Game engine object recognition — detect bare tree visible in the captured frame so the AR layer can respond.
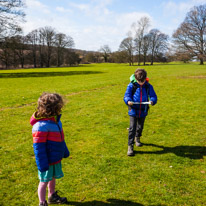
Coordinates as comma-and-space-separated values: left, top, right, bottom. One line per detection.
55, 33, 74, 67
173, 4, 206, 65
65, 50, 80, 66
26, 29, 39, 68
39, 26, 56, 67
119, 37, 134, 66
0, 0, 25, 39
26, 28, 76, 68
149, 29, 168, 65
0, 37, 13, 68
141, 34, 150, 65
132, 17, 150, 65
38, 30, 46, 67
27, 28, 45, 67
110, 51, 128, 63
99, 45, 111, 62
83, 52, 102, 63
175, 50, 193, 63
10, 34, 27, 68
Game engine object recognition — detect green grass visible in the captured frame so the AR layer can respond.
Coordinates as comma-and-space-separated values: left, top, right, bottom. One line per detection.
0, 63, 206, 206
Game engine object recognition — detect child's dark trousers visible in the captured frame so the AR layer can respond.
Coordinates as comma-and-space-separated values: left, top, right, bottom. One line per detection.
128, 116, 146, 146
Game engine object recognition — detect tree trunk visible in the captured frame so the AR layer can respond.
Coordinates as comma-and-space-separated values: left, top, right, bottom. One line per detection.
200, 58, 204, 65
39, 46, 44, 67
138, 51, 141, 66
47, 49, 50, 67
21, 58, 24, 68
33, 55, 36, 68
143, 53, 146, 65
47, 59, 50, 67
131, 55, 134, 66
104, 56, 107, 62
57, 55, 60, 67
5, 61, 8, 69
150, 51, 154, 65
32, 49, 37, 68
151, 55, 154, 65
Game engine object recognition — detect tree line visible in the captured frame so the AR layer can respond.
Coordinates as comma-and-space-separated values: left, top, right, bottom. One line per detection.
0, 26, 79, 69
118, 17, 168, 66
0, 1, 206, 69
0, 0, 80, 69
82, 4, 206, 65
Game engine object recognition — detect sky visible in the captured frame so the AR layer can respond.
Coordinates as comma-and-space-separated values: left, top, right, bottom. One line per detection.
21, 0, 206, 51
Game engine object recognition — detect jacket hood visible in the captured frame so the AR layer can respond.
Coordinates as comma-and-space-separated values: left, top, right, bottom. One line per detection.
130, 74, 149, 84
30, 112, 61, 126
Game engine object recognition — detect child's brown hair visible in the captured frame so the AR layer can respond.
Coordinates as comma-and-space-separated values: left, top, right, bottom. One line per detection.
134, 69, 147, 82
36, 92, 64, 118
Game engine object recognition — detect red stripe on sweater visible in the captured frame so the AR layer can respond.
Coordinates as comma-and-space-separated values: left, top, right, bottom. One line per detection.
139, 86, 142, 117
33, 137, 47, 143
47, 135, 62, 142
33, 131, 64, 143
33, 131, 47, 143
33, 131, 47, 137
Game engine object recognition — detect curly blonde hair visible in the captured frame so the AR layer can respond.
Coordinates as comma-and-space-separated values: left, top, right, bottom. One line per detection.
36, 92, 64, 118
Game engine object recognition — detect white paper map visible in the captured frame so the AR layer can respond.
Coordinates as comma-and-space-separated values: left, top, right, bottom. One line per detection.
132, 102, 151, 105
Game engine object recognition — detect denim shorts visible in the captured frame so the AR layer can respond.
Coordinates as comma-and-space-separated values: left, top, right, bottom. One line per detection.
38, 162, 64, 182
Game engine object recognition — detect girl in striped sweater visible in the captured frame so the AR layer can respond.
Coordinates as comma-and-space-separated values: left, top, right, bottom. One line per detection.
30, 93, 70, 206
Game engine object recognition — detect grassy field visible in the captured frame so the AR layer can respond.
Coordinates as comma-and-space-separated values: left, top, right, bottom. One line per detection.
0, 63, 206, 206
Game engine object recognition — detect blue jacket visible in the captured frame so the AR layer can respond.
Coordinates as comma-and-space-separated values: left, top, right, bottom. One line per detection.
30, 114, 70, 172
124, 80, 157, 117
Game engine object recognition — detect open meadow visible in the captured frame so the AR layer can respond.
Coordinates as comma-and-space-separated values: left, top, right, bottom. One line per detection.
0, 63, 206, 206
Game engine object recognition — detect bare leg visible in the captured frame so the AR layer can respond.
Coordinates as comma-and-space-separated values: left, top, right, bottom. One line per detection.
38, 181, 48, 203
48, 178, 56, 197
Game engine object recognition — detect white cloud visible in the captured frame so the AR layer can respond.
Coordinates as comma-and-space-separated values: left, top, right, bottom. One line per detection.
69, 3, 90, 12
21, 0, 155, 51
160, 0, 206, 36
162, 1, 191, 16
116, 12, 152, 31
63, 0, 152, 50
69, 0, 113, 19
92, 0, 113, 6
24, 0, 206, 51
191, 0, 206, 4
72, 11, 153, 51
56, 7, 72, 13
160, 1, 190, 35
22, 1, 152, 51
162, 0, 206, 16
26, 0, 50, 14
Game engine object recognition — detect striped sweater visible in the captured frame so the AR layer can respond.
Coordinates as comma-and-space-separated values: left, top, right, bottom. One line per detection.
30, 113, 70, 172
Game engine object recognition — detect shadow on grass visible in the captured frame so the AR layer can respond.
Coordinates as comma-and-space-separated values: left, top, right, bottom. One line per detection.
0, 71, 104, 78
135, 143, 206, 159
65, 199, 165, 206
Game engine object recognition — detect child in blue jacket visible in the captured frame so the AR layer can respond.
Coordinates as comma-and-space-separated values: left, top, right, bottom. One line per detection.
30, 92, 70, 206
124, 69, 157, 156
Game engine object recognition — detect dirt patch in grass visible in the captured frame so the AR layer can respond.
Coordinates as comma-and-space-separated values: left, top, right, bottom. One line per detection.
179, 75, 206, 79
0, 84, 118, 111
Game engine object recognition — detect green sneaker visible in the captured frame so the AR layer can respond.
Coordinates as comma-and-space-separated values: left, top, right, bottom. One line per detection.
48, 191, 67, 204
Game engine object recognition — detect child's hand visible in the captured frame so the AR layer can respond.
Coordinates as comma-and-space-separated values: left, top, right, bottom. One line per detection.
128, 101, 133, 106
150, 101, 154, 105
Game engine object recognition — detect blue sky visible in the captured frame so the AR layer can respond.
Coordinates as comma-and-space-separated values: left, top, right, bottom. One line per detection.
22, 0, 206, 51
